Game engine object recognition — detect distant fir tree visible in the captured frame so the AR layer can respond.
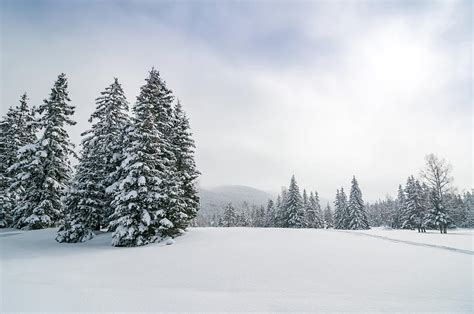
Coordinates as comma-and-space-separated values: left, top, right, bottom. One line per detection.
108, 78, 164, 246
306, 191, 324, 228
393, 184, 406, 228
170, 100, 200, 229
400, 176, 416, 230
464, 191, 474, 227
222, 203, 237, 227
339, 188, 350, 229
275, 188, 287, 228
334, 188, 349, 229
285, 175, 305, 228
323, 203, 333, 228
333, 190, 343, 229
347, 176, 369, 230
410, 178, 428, 232
264, 199, 276, 227
0, 94, 37, 227
57, 79, 130, 242
446, 193, 466, 228
11, 74, 76, 229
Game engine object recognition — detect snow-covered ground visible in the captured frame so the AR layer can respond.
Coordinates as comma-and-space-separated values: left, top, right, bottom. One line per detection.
1, 227, 472, 312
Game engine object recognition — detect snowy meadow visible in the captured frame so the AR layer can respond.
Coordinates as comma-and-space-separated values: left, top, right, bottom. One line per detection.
1, 227, 472, 312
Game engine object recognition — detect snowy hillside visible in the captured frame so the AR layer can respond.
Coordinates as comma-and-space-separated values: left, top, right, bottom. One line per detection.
1, 227, 472, 312
199, 185, 274, 214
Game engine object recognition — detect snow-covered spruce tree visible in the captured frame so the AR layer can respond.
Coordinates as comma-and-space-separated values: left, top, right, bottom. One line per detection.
334, 187, 349, 229
410, 178, 428, 232
306, 191, 324, 228
57, 78, 130, 243
323, 203, 333, 228
464, 190, 474, 227
170, 100, 200, 229
274, 188, 287, 228
11, 75, 76, 229
400, 176, 416, 230
265, 199, 276, 227
108, 95, 163, 247
0, 107, 17, 227
393, 184, 406, 229
347, 176, 369, 230
222, 202, 237, 227
339, 188, 350, 229
140, 68, 185, 238
0, 95, 37, 227
313, 191, 324, 227
333, 190, 343, 229
285, 175, 305, 228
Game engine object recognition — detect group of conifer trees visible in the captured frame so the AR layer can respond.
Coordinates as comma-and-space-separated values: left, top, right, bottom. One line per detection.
365, 154, 473, 233
0, 69, 200, 246
213, 175, 367, 230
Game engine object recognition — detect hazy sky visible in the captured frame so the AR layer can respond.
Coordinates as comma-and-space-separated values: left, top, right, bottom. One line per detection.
1, 0, 472, 201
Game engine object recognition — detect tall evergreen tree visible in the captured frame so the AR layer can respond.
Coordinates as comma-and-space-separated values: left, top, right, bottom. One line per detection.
393, 184, 406, 228
347, 176, 369, 230
400, 176, 416, 229
333, 189, 343, 229
306, 191, 324, 228
170, 100, 200, 230
11, 74, 76, 229
57, 79, 130, 242
323, 203, 333, 228
285, 175, 305, 228
222, 202, 237, 227
0, 94, 37, 227
108, 82, 163, 246
265, 199, 276, 227
0, 107, 17, 227
141, 68, 185, 238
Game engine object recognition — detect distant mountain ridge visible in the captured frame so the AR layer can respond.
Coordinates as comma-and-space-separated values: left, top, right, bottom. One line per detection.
198, 185, 331, 216
199, 185, 273, 215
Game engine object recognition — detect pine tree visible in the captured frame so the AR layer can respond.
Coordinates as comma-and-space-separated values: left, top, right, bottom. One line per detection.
347, 176, 369, 230
306, 191, 323, 228
142, 68, 184, 238
57, 78, 130, 242
285, 175, 305, 228
11, 74, 76, 229
0, 107, 17, 227
170, 100, 200, 230
339, 188, 350, 229
265, 199, 276, 227
0, 94, 37, 227
222, 202, 237, 227
393, 184, 406, 228
333, 189, 343, 229
108, 81, 163, 246
400, 176, 416, 229
323, 203, 333, 228
411, 178, 428, 232
464, 190, 474, 227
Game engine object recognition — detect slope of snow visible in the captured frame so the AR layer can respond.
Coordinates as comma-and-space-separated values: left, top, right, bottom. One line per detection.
1, 227, 472, 312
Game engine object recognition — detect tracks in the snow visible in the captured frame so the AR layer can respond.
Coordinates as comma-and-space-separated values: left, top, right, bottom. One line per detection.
341, 230, 474, 255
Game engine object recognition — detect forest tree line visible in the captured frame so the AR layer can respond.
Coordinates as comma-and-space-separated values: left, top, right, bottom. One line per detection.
201, 155, 473, 233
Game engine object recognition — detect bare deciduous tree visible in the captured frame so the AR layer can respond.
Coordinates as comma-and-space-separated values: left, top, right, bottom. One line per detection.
420, 154, 453, 233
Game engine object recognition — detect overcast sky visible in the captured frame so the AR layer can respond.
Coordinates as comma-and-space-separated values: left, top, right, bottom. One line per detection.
1, 0, 472, 201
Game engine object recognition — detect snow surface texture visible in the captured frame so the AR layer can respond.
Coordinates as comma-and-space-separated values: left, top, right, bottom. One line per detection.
1, 227, 472, 312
